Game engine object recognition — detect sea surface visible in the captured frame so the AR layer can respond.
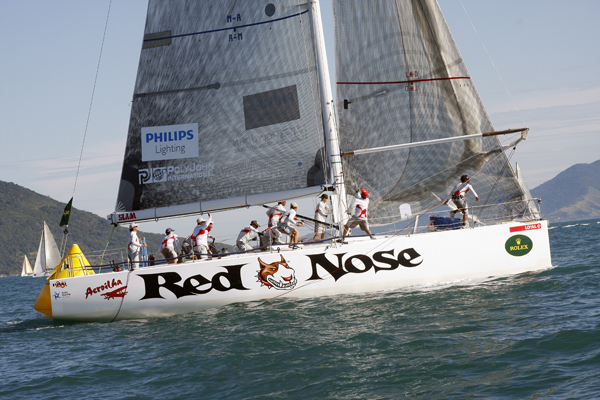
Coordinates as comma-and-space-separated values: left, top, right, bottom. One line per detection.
1, 219, 599, 399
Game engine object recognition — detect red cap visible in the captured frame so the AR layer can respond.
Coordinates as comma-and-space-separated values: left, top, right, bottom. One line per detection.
361, 189, 369, 198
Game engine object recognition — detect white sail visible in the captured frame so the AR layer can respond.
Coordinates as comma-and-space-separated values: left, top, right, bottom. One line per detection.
334, 0, 532, 226
109, 1, 332, 224
21, 255, 33, 277
32, 222, 61, 277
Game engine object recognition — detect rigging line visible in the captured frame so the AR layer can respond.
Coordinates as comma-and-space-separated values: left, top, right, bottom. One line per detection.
71, 0, 112, 199
379, 150, 398, 234
458, 0, 527, 127
475, 146, 519, 220
100, 224, 117, 265
110, 269, 132, 323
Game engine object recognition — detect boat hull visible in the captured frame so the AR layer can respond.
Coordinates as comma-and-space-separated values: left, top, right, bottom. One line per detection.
47, 221, 551, 322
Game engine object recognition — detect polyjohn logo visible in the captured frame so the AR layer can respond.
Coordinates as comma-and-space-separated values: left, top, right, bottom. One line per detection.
505, 235, 533, 257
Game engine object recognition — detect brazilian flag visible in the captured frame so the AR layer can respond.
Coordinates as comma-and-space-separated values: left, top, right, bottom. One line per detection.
60, 197, 73, 227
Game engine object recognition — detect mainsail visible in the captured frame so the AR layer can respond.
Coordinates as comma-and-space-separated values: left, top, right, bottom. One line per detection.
113, 1, 329, 222
32, 222, 61, 277
334, 0, 531, 226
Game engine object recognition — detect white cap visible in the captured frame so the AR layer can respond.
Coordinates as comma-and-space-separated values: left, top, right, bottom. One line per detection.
129, 223, 138, 230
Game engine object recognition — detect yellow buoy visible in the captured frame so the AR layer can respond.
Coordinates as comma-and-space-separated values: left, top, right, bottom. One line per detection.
34, 244, 96, 318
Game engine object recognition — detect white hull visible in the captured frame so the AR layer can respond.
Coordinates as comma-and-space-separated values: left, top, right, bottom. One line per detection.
49, 221, 551, 322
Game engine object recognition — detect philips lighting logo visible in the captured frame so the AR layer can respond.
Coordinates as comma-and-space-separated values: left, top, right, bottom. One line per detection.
141, 123, 199, 162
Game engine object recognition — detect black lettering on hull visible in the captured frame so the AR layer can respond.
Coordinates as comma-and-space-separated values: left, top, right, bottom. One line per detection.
139, 265, 249, 300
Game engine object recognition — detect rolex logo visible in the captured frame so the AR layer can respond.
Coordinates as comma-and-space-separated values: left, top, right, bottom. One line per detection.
505, 235, 533, 257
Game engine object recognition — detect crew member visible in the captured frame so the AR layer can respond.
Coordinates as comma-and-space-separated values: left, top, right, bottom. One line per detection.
278, 202, 303, 245
237, 220, 260, 251
444, 174, 480, 227
127, 223, 146, 269
191, 212, 215, 260
312, 193, 329, 241
344, 189, 374, 238
266, 201, 287, 227
160, 228, 180, 264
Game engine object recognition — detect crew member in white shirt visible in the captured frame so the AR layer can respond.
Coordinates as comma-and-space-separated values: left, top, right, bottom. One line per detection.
278, 202, 303, 245
344, 189, 373, 238
127, 223, 146, 268
266, 201, 287, 227
444, 174, 479, 226
237, 220, 260, 251
191, 212, 215, 260
312, 193, 329, 241
160, 228, 180, 264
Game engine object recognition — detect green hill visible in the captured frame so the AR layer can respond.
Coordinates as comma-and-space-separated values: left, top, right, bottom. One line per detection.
531, 159, 600, 222
0, 181, 164, 277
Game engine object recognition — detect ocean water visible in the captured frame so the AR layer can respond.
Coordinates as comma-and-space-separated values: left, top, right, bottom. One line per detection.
1, 219, 599, 399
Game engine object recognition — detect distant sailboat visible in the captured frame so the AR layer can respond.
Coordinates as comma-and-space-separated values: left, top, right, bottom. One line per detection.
21, 255, 33, 277
32, 222, 61, 277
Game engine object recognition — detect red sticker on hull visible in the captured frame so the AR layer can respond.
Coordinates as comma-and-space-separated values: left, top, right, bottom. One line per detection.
510, 223, 542, 233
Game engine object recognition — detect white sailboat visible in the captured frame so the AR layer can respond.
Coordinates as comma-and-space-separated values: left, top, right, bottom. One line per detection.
32, 221, 62, 277
21, 255, 33, 277
36, 0, 552, 322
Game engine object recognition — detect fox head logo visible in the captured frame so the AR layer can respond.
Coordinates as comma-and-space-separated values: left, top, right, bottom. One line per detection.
257, 255, 297, 290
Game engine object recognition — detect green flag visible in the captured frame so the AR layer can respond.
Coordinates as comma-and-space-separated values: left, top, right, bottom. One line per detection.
60, 197, 73, 227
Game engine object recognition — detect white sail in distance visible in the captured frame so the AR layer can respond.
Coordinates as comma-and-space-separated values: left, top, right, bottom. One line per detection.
32, 222, 61, 277
21, 255, 33, 277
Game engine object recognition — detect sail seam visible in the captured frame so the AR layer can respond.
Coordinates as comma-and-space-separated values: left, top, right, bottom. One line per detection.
133, 67, 316, 99
143, 10, 309, 43
337, 76, 470, 85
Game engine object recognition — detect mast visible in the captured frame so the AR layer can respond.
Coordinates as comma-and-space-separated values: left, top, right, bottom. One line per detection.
307, 0, 347, 228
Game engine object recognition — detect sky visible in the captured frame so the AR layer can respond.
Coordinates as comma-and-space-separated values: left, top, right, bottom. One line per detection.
1, 0, 599, 244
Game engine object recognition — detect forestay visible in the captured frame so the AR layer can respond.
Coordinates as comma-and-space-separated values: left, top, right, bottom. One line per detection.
334, 0, 532, 226
112, 1, 328, 223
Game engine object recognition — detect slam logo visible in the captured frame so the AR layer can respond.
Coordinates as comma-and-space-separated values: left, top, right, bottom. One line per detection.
141, 123, 199, 162
505, 235, 533, 257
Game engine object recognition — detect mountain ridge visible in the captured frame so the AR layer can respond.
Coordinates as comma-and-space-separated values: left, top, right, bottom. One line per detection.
530, 159, 600, 221
0, 181, 165, 277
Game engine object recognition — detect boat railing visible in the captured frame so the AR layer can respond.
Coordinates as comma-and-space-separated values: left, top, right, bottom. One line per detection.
58, 198, 546, 276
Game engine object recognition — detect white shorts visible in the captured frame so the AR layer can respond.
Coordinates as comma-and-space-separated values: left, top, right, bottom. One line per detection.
161, 247, 177, 260
278, 224, 296, 236
314, 221, 327, 234
237, 240, 252, 251
193, 244, 210, 259
346, 217, 369, 231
